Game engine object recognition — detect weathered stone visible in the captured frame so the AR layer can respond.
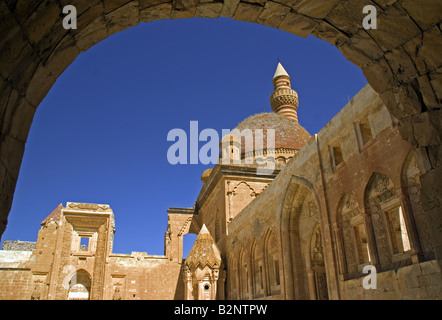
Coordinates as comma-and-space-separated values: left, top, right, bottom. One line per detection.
379, 84, 423, 119
257, 1, 291, 28
416, 74, 440, 110
385, 48, 419, 84
325, 0, 371, 36
338, 29, 383, 68
362, 58, 399, 94
429, 70, 442, 103
0, 28, 31, 80
59, 0, 102, 17
140, 3, 172, 22
196, 2, 223, 19
0, 135, 25, 180
400, 0, 442, 30
411, 112, 441, 147
74, 16, 109, 52
139, 0, 171, 10
105, 1, 140, 36
171, 0, 198, 19
366, 4, 421, 52
44, 33, 80, 79
103, 0, 134, 14
278, 12, 318, 38
5, 99, 35, 143
232, 2, 264, 23
311, 20, 348, 47
22, 0, 61, 45
292, 0, 340, 19
219, 0, 240, 18
72, 1, 106, 32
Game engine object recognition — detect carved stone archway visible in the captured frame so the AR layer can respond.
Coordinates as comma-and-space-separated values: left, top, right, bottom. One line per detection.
0, 1, 441, 267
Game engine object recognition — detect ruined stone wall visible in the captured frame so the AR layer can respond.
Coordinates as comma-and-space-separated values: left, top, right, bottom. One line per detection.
104, 253, 183, 300
2, 240, 36, 251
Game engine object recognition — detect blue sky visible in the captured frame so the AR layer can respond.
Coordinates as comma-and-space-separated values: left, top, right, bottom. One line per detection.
1, 17, 367, 256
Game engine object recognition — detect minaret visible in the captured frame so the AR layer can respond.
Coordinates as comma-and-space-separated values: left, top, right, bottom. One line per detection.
269, 62, 300, 122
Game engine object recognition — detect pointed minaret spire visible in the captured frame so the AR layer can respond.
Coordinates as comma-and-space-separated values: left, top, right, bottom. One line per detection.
270, 62, 300, 122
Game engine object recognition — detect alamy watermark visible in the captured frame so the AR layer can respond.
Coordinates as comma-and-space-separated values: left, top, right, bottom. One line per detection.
62, 4, 378, 31
166, 121, 276, 176
363, 5, 377, 30
362, 265, 377, 290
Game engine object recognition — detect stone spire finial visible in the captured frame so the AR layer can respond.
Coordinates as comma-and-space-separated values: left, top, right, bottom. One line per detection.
270, 62, 300, 122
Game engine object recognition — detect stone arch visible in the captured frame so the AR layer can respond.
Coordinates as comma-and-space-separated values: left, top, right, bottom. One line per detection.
0, 0, 441, 272
280, 175, 324, 300
364, 172, 412, 270
67, 269, 91, 300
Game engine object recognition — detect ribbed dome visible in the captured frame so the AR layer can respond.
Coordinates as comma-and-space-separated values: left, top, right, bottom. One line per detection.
234, 112, 311, 152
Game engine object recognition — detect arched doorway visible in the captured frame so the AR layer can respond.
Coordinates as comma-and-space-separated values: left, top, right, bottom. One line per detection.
67, 269, 91, 300
280, 175, 332, 300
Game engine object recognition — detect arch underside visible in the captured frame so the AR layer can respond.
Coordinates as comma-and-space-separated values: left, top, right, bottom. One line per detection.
0, 1, 441, 282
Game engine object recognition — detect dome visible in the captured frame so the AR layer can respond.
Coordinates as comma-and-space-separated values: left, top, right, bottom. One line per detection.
234, 112, 311, 153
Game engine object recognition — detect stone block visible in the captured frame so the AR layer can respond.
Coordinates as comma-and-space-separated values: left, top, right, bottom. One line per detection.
232, 2, 264, 23
171, 0, 198, 19
74, 16, 109, 53
103, 0, 134, 14
311, 20, 348, 47
139, 0, 171, 10
195, 2, 222, 18
416, 74, 440, 110
73, 1, 106, 31
385, 48, 419, 84
396, 264, 421, 290
400, 0, 442, 31
140, 3, 172, 22
59, 0, 102, 17
429, 67, 442, 102
325, 0, 370, 36
220, 0, 240, 18
278, 12, 318, 38
257, 1, 290, 28
105, 1, 140, 36
339, 29, 384, 69
0, 135, 25, 180
44, 33, 80, 79
292, 0, 340, 19
0, 28, 31, 80
5, 98, 36, 143
362, 58, 399, 94
22, 0, 61, 45
411, 112, 441, 147
366, 5, 421, 52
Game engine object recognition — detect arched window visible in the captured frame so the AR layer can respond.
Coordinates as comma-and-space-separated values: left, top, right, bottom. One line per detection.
239, 248, 249, 299
251, 240, 265, 299
365, 172, 411, 269
182, 233, 197, 259
402, 152, 434, 261
337, 193, 371, 278
264, 230, 280, 296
